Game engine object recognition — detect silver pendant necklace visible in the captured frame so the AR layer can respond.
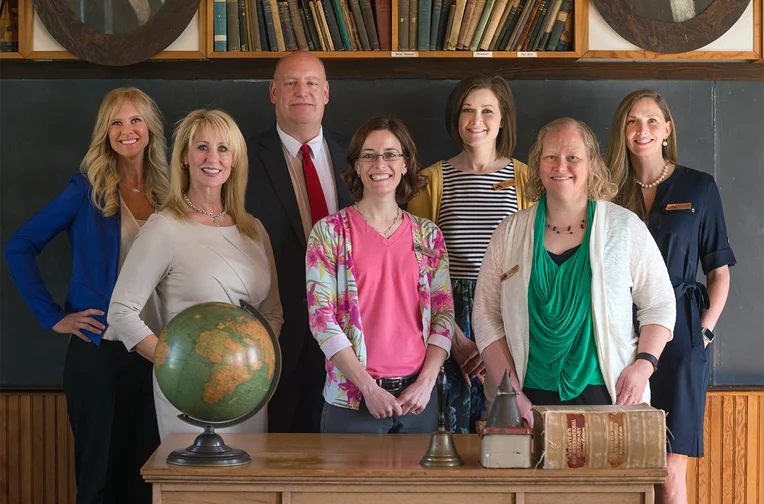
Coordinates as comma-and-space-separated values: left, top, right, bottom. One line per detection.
184, 193, 226, 226
353, 203, 402, 238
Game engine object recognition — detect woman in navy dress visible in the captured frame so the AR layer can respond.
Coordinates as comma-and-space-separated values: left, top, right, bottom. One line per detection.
605, 89, 735, 504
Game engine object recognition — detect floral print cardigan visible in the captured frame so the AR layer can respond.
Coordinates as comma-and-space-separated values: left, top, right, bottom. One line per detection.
306, 208, 455, 410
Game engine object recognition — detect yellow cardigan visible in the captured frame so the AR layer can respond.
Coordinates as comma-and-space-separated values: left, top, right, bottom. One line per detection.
408, 159, 531, 224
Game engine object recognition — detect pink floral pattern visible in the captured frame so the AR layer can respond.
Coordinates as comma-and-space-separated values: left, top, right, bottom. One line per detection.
306, 209, 455, 410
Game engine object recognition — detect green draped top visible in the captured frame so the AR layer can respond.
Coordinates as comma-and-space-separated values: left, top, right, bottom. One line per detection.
524, 196, 605, 401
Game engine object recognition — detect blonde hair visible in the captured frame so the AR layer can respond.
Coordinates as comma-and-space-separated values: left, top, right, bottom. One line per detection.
525, 117, 618, 203
604, 89, 678, 220
164, 109, 258, 240
81, 87, 169, 217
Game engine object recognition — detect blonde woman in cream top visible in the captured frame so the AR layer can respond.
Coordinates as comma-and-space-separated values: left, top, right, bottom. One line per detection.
108, 108, 283, 440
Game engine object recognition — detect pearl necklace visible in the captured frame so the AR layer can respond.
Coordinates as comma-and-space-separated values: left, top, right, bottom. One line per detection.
353, 203, 402, 238
183, 193, 226, 226
634, 163, 669, 189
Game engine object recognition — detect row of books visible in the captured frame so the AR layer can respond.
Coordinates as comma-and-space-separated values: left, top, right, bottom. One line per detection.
398, 0, 574, 52
213, 0, 392, 51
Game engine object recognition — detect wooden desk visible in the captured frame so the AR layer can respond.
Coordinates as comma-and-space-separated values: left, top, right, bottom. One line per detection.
143, 434, 666, 504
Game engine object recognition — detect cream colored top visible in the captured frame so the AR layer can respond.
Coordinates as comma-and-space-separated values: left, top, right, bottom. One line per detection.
276, 123, 338, 238
473, 201, 676, 406
101, 197, 160, 341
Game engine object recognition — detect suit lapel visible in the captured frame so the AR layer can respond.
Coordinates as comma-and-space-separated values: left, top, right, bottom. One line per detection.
325, 132, 353, 210
258, 128, 307, 247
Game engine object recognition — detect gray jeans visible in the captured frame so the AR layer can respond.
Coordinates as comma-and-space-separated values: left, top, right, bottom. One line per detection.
321, 386, 438, 433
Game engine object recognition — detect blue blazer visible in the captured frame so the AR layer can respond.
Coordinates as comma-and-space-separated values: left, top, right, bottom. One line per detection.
4, 174, 120, 346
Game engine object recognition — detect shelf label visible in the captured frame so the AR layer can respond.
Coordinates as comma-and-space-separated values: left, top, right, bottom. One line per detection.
391, 51, 419, 58
473, 51, 493, 58
517, 51, 538, 58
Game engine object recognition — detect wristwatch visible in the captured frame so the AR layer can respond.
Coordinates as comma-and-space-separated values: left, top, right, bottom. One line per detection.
702, 327, 715, 344
636, 352, 659, 373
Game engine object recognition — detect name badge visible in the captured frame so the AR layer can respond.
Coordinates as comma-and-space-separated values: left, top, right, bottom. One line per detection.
501, 265, 519, 282
493, 179, 515, 191
665, 202, 694, 212
414, 244, 436, 258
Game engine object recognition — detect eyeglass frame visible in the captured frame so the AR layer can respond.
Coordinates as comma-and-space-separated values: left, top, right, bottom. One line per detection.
356, 151, 407, 163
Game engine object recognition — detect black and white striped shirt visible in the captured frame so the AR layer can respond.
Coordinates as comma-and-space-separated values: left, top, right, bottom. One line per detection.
439, 160, 519, 280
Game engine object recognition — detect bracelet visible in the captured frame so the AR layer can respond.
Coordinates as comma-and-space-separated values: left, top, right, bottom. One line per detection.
636, 352, 659, 373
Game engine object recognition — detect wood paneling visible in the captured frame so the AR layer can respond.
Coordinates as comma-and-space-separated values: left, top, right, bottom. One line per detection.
686, 389, 764, 504
0, 392, 75, 504
1, 388, 762, 504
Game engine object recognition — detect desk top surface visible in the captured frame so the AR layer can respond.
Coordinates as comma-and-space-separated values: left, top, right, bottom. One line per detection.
142, 433, 666, 484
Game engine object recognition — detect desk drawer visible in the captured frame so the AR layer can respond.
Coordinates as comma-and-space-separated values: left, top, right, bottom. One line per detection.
291, 494, 514, 504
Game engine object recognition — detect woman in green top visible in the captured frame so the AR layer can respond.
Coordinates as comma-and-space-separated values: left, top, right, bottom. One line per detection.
473, 118, 677, 426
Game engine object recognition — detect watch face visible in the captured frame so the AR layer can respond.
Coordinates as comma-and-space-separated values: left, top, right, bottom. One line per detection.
703, 328, 715, 342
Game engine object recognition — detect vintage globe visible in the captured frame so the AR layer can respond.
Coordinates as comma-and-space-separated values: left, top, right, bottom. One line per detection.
154, 301, 280, 426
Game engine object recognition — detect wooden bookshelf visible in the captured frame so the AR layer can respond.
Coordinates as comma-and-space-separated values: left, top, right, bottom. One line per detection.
207, 0, 586, 59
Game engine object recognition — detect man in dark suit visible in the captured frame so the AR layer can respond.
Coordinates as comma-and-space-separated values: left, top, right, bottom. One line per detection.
246, 51, 353, 433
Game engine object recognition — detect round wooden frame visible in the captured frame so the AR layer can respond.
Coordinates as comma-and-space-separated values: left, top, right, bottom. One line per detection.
591, 0, 751, 53
33, 0, 199, 66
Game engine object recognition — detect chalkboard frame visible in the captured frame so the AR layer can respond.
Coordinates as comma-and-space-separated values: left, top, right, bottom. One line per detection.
33, 0, 199, 65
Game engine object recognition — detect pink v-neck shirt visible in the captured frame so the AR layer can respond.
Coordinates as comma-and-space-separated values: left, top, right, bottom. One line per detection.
347, 207, 425, 378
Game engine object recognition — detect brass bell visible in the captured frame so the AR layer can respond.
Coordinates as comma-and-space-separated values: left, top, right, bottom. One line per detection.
420, 367, 464, 467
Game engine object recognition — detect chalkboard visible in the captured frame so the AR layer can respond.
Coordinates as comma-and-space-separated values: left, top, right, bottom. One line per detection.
1, 79, 762, 389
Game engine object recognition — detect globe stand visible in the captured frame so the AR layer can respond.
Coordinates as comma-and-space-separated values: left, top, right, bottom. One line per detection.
167, 424, 251, 466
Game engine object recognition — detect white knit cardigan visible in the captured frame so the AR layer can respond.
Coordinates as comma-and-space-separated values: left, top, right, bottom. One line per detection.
473, 200, 676, 404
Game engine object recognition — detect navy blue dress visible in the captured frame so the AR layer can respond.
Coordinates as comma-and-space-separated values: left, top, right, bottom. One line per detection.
645, 166, 736, 457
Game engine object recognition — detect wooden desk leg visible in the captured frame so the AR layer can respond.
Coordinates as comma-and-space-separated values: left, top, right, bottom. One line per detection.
153, 483, 162, 504
282, 491, 292, 504
645, 485, 655, 504
515, 492, 524, 504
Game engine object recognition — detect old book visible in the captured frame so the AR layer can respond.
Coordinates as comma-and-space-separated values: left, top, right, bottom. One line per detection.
238, 0, 249, 50
310, 0, 329, 49
349, 0, 371, 50
398, 0, 410, 49
535, 0, 561, 50
514, 0, 540, 51
469, 0, 495, 51
246, 0, 262, 51
555, 6, 573, 51
321, 0, 345, 50
456, 0, 478, 50
504, 0, 534, 50
523, 0, 547, 51
416, 0, 431, 50
268, 0, 287, 50
494, 0, 523, 50
342, 0, 362, 50
446, 0, 468, 50
278, 1, 299, 50
443, 1, 457, 48
213, 0, 227, 51
262, 0, 278, 50
429, 0, 442, 50
226, 0, 241, 51
287, 0, 310, 49
333, 0, 353, 50
532, 405, 667, 470
409, 0, 418, 50
544, 0, 570, 50
479, 0, 508, 50
374, 0, 391, 49
360, 0, 380, 49
299, 1, 318, 50
488, 0, 519, 51
435, 0, 452, 49
257, 0, 270, 50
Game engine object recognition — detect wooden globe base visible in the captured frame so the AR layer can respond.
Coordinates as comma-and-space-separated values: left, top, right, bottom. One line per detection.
167, 426, 251, 466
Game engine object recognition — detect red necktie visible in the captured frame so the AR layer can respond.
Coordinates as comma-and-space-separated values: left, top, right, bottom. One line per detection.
301, 143, 329, 225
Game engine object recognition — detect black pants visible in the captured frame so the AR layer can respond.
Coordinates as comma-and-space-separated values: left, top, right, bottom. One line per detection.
63, 337, 159, 504
267, 333, 326, 433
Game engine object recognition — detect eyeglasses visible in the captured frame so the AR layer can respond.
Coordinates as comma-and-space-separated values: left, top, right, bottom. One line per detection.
358, 152, 405, 163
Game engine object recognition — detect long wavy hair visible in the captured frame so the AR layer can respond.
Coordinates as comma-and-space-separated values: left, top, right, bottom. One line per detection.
80, 87, 169, 217
525, 117, 618, 203
604, 89, 678, 220
163, 109, 258, 239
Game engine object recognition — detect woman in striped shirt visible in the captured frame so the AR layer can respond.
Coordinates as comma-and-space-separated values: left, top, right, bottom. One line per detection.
408, 74, 530, 434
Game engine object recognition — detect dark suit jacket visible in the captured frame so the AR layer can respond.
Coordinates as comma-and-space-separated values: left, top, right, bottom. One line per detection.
246, 126, 353, 380
4, 174, 120, 346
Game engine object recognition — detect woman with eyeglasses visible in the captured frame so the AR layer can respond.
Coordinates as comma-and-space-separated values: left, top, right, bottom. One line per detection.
306, 116, 455, 434
408, 74, 529, 434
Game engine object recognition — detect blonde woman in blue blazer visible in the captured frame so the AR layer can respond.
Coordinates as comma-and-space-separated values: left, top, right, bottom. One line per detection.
4, 87, 169, 504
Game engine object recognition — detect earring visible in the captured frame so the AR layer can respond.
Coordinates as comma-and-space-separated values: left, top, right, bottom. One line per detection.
662, 140, 668, 147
